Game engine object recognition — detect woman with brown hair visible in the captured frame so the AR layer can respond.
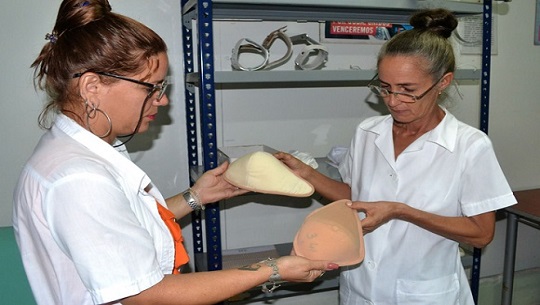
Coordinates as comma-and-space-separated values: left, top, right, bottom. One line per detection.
13, 1, 337, 304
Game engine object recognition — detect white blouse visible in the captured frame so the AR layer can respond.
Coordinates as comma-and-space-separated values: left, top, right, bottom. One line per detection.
13, 114, 175, 305
338, 108, 516, 305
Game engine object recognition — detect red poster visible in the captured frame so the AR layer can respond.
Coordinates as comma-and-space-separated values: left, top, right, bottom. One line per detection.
322, 21, 411, 44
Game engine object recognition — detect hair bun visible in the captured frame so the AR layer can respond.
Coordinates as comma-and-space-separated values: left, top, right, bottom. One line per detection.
55, 0, 112, 33
409, 8, 458, 38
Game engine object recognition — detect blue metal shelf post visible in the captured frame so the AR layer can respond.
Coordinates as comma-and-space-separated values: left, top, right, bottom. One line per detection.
471, 1, 493, 304
181, 0, 206, 269
181, 0, 223, 272
196, 0, 223, 272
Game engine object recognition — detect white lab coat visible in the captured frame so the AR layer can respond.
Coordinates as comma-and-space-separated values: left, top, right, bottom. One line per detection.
13, 114, 174, 305
338, 108, 516, 305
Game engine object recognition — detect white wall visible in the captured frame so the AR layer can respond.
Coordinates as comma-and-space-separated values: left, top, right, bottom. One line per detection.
1, 0, 539, 293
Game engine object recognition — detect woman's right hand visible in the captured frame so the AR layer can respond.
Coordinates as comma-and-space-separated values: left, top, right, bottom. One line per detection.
192, 161, 248, 205
275, 256, 338, 282
273, 152, 314, 180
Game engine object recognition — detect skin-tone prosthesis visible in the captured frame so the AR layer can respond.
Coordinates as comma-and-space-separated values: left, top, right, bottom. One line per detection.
293, 199, 365, 266
223, 151, 315, 197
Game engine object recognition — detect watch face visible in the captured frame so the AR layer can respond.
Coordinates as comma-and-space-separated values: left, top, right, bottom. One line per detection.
183, 190, 203, 211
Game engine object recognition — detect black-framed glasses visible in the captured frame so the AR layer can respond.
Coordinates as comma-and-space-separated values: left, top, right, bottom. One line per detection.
367, 73, 443, 103
73, 71, 169, 100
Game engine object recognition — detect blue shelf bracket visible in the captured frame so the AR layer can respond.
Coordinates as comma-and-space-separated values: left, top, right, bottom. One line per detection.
479, 1, 492, 135
181, 0, 205, 268
197, 0, 223, 272
471, 1, 493, 304
181, 0, 222, 272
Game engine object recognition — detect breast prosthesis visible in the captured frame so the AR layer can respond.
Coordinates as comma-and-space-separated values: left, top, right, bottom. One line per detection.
293, 199, 365, 266
223, 151, 315, 197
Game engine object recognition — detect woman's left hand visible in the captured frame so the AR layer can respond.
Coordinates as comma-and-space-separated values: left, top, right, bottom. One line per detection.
347, 200, 402, 234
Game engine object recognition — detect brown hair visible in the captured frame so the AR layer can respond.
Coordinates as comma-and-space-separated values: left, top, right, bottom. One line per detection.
377, 8, 457, 80
32, 0, 167, 128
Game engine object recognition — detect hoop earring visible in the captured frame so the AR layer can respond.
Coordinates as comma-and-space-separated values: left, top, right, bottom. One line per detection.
85, 100, 112, 138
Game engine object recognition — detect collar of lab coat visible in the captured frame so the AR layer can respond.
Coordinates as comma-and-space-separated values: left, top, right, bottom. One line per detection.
53, 113, 152, 193
360, 106, 459, 153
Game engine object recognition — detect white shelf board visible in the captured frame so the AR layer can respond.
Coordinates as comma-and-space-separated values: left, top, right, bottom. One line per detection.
186, 69, 480, 85
184, 0, 482, 23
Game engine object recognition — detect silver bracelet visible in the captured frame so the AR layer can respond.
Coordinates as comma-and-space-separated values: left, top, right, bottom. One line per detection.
182, 188, 204, 211
260, 258, 282, 293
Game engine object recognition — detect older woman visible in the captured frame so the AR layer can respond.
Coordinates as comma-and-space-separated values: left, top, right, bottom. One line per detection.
276, 8, 516, 305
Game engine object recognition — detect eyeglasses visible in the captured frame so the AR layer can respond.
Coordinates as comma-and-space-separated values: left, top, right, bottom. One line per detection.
73, 71, 169, 100
367, 73, 443, 103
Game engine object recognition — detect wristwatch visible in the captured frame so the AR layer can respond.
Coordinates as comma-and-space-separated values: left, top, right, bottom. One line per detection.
182, 189, 204, 211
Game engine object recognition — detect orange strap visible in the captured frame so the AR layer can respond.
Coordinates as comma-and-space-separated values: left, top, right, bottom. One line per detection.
156, 201, 189, 274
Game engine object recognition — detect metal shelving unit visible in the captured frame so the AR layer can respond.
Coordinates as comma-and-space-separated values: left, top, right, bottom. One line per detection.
181, 0, 488, 302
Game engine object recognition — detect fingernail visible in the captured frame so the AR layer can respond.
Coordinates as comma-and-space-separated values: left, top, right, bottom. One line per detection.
327, 263, 339, 269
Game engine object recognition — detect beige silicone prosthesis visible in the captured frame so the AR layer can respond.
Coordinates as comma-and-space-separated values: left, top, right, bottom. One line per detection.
293, 199, 364, 266
223, 151, 315, 197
